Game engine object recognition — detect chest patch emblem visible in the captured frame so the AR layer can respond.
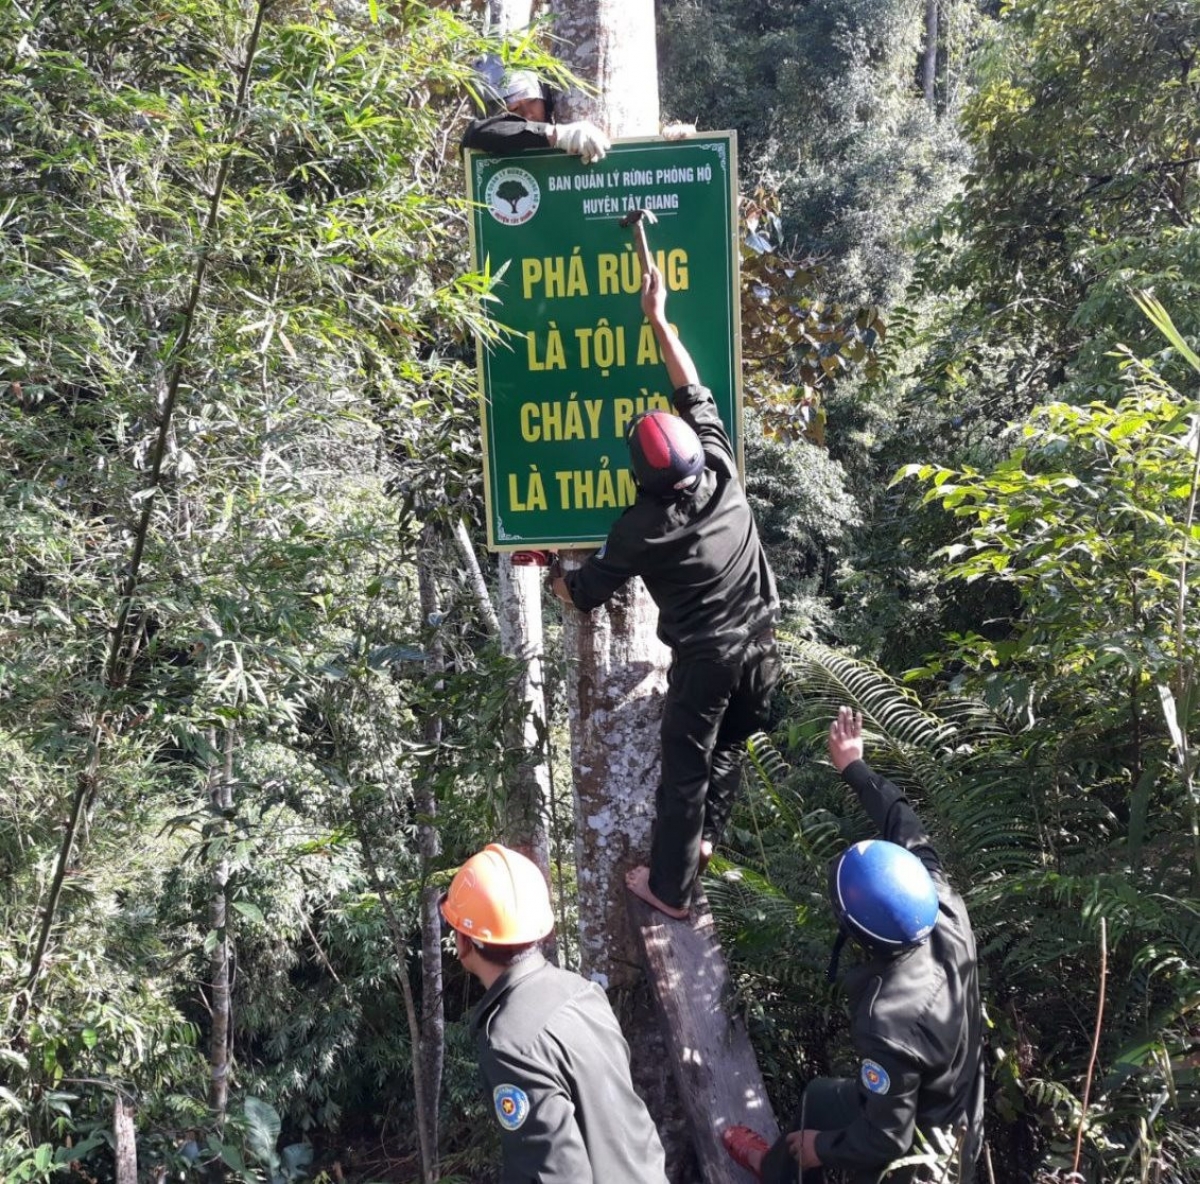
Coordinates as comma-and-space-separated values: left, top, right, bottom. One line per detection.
493, 1083, 530, 1131
861, 1060, 891, 1095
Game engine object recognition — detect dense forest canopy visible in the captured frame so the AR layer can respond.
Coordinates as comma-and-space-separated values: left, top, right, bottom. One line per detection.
1, 0, 1198, 1181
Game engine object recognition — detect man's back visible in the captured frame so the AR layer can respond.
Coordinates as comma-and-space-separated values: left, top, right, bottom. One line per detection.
831, 759, 985, 1179
844, 888, 984, 1172
471, 954, 668, 1183
566, 385, 778, 654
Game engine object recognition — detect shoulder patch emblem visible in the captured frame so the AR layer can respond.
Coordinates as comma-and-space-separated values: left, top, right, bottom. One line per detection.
861, 1059, 891, 1094
493, 1083, 530, 1131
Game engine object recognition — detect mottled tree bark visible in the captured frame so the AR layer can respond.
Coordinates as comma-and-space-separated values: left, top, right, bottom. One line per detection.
452, 518, 501, 637
498, 558, 553, 881
114, 1094, 137, 1184
548, 3, 697, 1176
486, 0, 534, 32
559, 574, 666, 975
450, 517, 555, 947
545, 0, 659, 134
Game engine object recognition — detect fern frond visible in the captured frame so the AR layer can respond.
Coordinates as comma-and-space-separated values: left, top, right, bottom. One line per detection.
787, 640, 957, 752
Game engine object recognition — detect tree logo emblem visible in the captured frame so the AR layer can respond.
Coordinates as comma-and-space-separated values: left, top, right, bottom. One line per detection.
485, 167, 541, 226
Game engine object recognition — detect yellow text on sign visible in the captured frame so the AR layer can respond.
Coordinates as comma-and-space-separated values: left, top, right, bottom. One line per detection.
507, 465, 639, 511
521, 248, 690, 300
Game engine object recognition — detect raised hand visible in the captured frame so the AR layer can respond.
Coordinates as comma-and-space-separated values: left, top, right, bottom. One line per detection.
828, 706, 865, 773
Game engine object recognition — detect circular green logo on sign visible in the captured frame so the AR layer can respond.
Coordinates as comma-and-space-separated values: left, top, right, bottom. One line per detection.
485, 167, 541, 226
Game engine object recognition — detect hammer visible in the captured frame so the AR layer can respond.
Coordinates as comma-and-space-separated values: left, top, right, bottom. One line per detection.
619, 207, 658, 277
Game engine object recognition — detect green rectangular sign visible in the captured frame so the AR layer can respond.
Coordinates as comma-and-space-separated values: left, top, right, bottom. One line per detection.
466, 132, 742, 550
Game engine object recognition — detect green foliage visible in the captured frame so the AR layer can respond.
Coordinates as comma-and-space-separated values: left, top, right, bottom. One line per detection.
239, 1095, 312, 1183
740, 185, 886, 440
899, 386, 1200, 705
0, 0, 532, 1177
744, 413, 861, 627
846, 0, 1200, 684
914, 0, 1200, 417
659, 0, 975, 303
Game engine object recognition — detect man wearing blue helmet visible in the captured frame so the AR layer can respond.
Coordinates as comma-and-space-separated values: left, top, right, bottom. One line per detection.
723, 707, 984, 1182
552, 265, 780, 920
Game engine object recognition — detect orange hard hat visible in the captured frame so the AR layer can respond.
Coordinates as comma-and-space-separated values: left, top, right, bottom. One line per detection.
440, 843, 554, 945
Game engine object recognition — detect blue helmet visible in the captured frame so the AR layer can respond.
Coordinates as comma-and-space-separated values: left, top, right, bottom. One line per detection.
829, 840, 939, 952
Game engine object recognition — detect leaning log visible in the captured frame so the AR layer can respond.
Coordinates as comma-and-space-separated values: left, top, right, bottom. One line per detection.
628, 884, 781, 1183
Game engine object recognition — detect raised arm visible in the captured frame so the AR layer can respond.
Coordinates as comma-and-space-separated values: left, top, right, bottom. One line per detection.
641, 266, 699, 390
827, 707, 943, 879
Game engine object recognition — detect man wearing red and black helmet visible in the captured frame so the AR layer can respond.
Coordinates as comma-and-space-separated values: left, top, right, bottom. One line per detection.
551, 265, 780, 920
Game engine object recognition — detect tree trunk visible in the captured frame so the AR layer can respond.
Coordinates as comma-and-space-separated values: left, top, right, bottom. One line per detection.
498, 557, 553, 879
559, 571, 696, 1179
490, 0, 558, 950
415, 540, 445, 1182
547, 3, 696, 1177
207, 727, 235, 1180
452, 518, 501, 637
558, 575, 666, 975
486, 0, 534, 33
114, 1094, 137, 1184
923, 0, 938, 110
550, 0, 660, 134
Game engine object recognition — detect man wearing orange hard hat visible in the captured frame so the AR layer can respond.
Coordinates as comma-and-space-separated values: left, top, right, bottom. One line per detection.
441, 843, 667, 1182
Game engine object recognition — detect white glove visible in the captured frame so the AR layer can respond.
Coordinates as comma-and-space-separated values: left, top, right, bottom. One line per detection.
554, 120, 610, 165
660, 122, 696, 141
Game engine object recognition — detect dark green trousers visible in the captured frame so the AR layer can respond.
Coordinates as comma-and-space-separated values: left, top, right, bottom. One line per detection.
648, 631, 779, 909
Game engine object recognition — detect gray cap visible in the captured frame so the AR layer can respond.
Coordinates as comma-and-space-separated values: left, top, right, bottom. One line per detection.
500, 69, 542, 104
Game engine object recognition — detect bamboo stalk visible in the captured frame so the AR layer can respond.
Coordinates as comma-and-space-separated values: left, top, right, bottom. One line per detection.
1072, 917, 1108, 1179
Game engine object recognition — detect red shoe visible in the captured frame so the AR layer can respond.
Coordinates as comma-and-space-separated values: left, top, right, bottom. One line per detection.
721, 1125, 769, 1179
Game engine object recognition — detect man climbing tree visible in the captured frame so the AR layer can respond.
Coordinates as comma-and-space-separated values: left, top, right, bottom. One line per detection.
552, 264, 780, 920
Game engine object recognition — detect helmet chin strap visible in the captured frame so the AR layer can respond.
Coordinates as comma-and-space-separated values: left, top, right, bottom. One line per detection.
827, 925, 850, 983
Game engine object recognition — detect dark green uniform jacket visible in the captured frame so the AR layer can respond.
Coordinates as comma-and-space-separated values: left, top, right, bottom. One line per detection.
564, 383, 778, 657
470, 953, 668, 1183
815, 761, 985, 1180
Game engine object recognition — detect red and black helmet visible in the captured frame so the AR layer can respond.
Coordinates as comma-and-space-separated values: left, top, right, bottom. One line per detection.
626, 411, 704, 496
